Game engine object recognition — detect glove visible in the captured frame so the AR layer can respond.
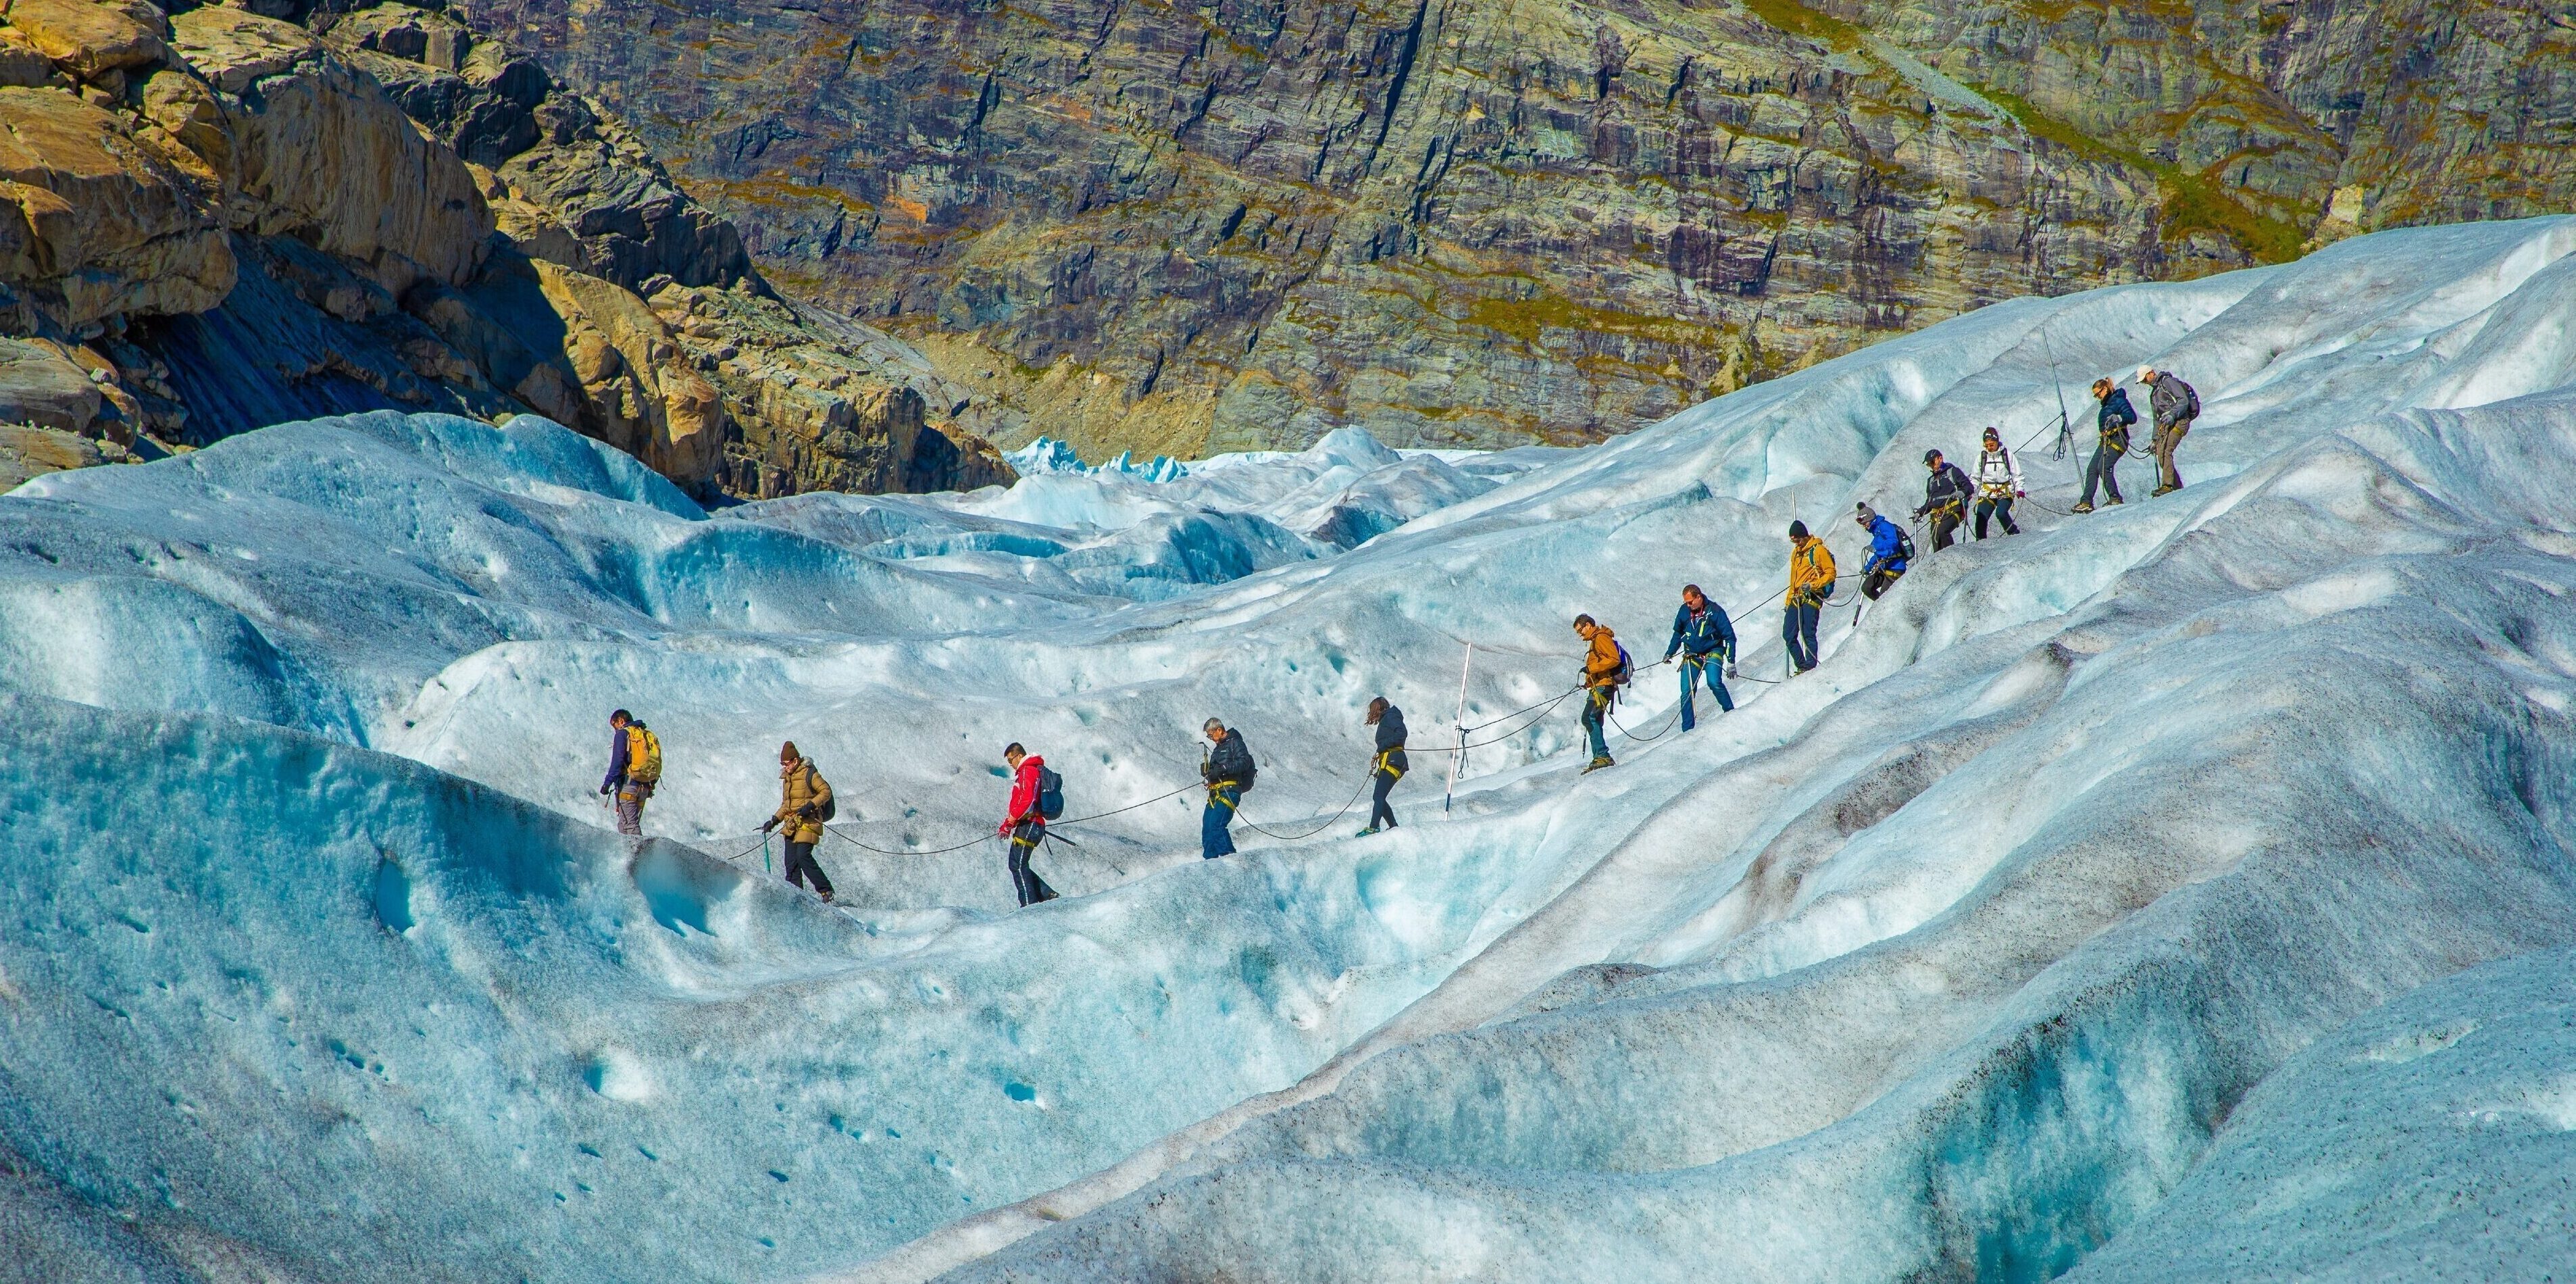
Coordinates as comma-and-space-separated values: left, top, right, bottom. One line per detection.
1725, 663, 1740, 679
599, 783, 613, 796
759, 817, 778, 835
2016, 489, 2027, 499
798, 804, 817, 820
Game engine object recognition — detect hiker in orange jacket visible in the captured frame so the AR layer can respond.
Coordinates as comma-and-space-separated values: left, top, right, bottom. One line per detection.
1573, 614, 1625, 772
1786, 521, 1836, 674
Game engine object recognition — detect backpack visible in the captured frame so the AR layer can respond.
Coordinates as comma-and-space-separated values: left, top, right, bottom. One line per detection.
1611, 642, 1634, 687
626, 725, 661, 784
807, 765, 836, 822
1036, 766, 1064, 820
2179, 379, 2201, 420
1896, 526, 1917, 564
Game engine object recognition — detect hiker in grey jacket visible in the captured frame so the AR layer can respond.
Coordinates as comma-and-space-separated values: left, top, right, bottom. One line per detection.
2140, 366, 2199, 495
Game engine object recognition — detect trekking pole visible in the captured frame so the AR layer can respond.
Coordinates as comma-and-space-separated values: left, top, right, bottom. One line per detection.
2041, 325, 2075, 463
1444, 642, 1471, 814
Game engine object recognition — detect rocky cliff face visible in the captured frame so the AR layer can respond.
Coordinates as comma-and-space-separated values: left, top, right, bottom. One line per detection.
448, 0, 2576, 458
0, 0, 1011, 497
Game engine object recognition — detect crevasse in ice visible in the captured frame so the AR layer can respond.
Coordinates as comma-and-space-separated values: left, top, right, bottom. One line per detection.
4, 218, 2575, 1283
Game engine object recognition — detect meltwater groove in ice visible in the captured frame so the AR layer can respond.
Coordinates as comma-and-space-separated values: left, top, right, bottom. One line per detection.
5, 218, 2576, 1284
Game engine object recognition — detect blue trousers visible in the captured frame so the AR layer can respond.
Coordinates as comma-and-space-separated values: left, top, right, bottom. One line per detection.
1784, 602, 1821, 672
1582, 688, 1611, 760
1202, 784, 1239, 859
1677, 655, 1732, 729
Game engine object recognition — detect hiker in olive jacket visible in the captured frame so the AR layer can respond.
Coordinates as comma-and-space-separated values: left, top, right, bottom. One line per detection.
2141, 366, 2199, 495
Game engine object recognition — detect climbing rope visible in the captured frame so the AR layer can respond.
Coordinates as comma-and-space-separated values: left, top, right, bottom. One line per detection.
1609, 699, 1684, 743
826, 824, 993, 858
1459, 682, 1587, 733
1236, 772, 1378, 842
1442, 685, 1583, 751
1052, 781, 1205, 829
811, 779, 1211, 860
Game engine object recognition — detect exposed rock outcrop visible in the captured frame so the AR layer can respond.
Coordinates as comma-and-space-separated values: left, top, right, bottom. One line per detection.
447, 0, 2576, 455
170, 5, 490, 289
0, 82, 234, 328
0, 0, 1010, 499
650, 280, 1011, 496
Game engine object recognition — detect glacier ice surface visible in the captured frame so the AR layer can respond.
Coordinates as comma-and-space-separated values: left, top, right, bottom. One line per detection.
5, 218, 2576, 1283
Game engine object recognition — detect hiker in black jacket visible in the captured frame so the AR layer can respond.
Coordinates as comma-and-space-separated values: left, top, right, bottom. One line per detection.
2075, 377, 2136, 512
1913, 449, 1974, 551
1359, 698, 1407, 836
1201, 718, 1255, 858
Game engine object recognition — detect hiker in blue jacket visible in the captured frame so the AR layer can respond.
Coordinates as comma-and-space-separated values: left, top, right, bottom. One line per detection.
1856, 502, 1910, 600
1664, 585, 1735, 731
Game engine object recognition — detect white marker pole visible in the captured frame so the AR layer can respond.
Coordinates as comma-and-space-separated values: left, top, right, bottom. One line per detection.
1444, 641, 1472, 814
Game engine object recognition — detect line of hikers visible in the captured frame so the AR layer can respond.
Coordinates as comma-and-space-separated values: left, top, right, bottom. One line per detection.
599, 701, 1416, 910
599, 573, 1770, 902
592, 366, 2204, 904
1782, 365, 2201, 676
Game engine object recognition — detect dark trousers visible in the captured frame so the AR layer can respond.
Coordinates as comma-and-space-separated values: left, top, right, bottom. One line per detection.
1581, 688, 1611, 760
1369, 766, 1400, 830
1677, 655, 1731, 730
1974, 495, 2019, 537
1202, 784, 1239, 859
1006, 822, 1055, 906
1862, 566, 1902, 600
782, 840, 833, 897
2080, 443, 2123, 506
1926, 504, 1963, 551
1784, 601, 1821, 672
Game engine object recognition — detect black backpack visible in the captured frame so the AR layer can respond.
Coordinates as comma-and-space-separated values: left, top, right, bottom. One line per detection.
2179, 378, 2201, 420
1036, 766, 1064, 820
1896, 527, 1917, 563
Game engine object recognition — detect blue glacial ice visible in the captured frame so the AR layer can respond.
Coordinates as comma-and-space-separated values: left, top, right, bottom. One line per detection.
5, 218, 2576, 1283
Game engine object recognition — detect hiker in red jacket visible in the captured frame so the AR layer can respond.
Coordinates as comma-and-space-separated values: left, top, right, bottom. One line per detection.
999, 743, 1058, 908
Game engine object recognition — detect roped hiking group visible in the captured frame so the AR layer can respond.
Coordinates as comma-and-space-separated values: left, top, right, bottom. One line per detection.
593, 365, 2202, 908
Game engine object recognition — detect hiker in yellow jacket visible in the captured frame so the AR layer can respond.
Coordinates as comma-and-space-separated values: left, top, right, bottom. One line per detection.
759, 741, 836, 902
1785, 521, 1836, 674
1573, 614, 1626, 773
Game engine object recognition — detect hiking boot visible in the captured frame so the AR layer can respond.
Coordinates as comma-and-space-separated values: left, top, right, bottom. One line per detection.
817, 889, 834, 904
2070, 501, 2093, 514
2105, 496, 2124, 506
1582, 756, 1615, 774
1355, 826, 1382, 838
2151, 485, 2177, 497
